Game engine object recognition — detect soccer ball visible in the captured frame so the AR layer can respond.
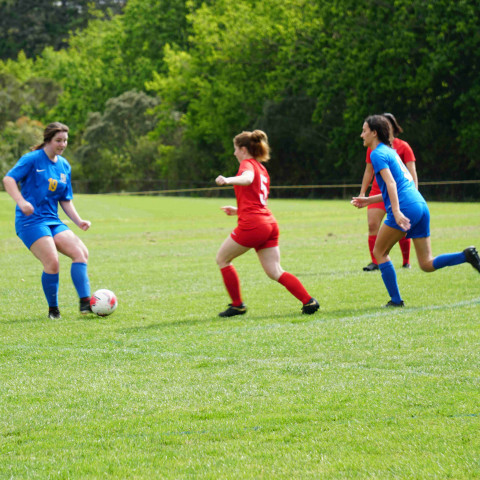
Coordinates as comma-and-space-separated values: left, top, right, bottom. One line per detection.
90, 289, 118, 317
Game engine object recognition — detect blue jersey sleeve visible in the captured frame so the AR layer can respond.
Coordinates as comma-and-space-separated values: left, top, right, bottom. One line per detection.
370, 147, 389, 174
6, 152, 35, 183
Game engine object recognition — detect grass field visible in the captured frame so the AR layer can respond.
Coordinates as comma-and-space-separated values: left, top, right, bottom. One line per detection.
0, 192, 479, 479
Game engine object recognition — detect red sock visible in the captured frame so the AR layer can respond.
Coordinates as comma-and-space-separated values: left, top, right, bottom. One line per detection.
368, 235, 377, 264
278, 272, 311, 304
220, 265, 243, 306
399, 237, 411, 265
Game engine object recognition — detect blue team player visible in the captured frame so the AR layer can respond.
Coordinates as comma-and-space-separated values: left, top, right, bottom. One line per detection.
351, 114, 480, 307
3, 122, 92, 319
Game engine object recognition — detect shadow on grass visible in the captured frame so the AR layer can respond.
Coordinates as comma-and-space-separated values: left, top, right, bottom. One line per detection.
1, 312, 109, 324
117, 307, 379, 333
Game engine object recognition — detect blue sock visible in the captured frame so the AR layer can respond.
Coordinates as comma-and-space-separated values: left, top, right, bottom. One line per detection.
379, 261, 402, 304
432, 252, 466, 270
42, 272, 59, 307
71, 262, 91, 299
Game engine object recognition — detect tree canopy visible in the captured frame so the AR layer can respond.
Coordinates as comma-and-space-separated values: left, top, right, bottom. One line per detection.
1, 0, 479, 194
0, 0, 126, 60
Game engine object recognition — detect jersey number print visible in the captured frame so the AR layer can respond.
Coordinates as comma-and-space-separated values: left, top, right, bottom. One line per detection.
395, 154, 414, 182
259, 174, 268, 205
48, 178, 58, 192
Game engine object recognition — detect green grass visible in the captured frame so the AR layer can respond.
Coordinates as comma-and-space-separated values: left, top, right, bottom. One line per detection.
0, 192, 479, 479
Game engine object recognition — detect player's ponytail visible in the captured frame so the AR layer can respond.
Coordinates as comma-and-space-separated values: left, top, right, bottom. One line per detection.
32, 122, 69, 151
234, 129, 271, 163
383, 113, 403, 136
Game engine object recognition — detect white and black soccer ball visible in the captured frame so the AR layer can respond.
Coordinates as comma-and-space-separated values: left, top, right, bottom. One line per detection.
90, 289, 118, 317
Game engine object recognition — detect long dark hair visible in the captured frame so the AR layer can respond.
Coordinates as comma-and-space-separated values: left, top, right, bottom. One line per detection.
383, 112, 403, 136
234, 129, 270, 163
32, 122, 69, 151
365, 115, 391, 147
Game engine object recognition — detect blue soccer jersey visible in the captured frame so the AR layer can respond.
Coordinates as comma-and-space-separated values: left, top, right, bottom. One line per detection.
370, 143, 425, 214
6, 149, 73, 231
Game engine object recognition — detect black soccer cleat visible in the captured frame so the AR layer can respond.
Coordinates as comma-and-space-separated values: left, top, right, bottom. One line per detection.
363, 262, 379, 272
48, 306, 61, 319
219, 303, 247, 317
402, 263, 411, 269
302, 297, 320, 315
464, 246, 480, 273
384, 300, 405, 308
80, 297, 93, 315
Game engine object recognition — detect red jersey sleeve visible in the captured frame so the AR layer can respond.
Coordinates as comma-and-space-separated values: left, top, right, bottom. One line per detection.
366, 147, 372, 164
393, 138, 416, 163
238, 161, 255, 175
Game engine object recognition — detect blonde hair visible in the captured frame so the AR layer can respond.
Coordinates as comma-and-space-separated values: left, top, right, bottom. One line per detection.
234, 129, 270, 163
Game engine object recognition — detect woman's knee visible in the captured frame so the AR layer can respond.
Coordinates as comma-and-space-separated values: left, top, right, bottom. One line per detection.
215, 251, 223, 267
81, 245, 89, 262
367, 212, 383, 235
418, 259, 434, 272
216, 250, 230, 268
372, 246, 385, 262
264, 265, 283, 281
43, 255, 60, 273
367, 219, 381, 236
72, 244, 88, 263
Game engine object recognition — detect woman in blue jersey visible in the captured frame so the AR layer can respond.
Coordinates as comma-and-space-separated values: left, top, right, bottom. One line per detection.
351, 115, 480, 307
3, 122, 92, 319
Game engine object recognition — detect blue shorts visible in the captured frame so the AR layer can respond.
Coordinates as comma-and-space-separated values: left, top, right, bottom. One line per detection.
17, 221, 70, 249
384, 202, 430, 239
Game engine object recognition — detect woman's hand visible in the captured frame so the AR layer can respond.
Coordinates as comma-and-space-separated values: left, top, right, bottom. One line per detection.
18, 199, 34, 216
350, 196, 369, 209
77, 220, 91, 231
220, 206, 238, 216
216, 175, 228, 186
393, 210, 411, 232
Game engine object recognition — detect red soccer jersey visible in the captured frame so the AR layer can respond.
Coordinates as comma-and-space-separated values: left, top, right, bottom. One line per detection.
234, 158, 276, 228
366, 138, 416, 196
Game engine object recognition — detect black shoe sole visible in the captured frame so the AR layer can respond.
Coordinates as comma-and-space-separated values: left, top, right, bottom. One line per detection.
219, 304, 247, 317
464, 246, 480, 273
384, 301, 404, 308
302, 298, 320, 314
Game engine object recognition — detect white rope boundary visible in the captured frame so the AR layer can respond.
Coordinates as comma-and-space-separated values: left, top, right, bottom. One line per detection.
99, 179, 480, 196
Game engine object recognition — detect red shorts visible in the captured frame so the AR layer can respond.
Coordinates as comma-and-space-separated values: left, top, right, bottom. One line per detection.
367, 187, 385, 211
367, 200, 386, 211
231, 222, 279, 251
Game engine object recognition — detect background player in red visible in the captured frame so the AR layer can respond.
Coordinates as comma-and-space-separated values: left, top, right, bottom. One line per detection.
215, 129, 319, 317
359, 113, 418, 271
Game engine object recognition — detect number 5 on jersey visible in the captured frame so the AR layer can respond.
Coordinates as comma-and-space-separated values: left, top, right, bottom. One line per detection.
259, 174, 269, 205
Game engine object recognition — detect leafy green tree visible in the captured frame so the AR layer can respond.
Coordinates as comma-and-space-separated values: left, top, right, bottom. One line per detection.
0, 62, 61, 129
121, 0, 190, 76
75, 90, 161, 192
34, 15, 130, 135
0, 117, 44, 175
295, 0, 480, 181
147, 0, 321, 183
0, 0, 126, 60
2, 0, 480, 192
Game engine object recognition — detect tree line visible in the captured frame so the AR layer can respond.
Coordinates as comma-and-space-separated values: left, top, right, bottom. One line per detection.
0, 0, 479, 194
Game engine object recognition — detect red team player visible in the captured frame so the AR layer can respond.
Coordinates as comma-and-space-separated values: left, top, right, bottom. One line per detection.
359, 113, 418, 271
215, 130, 319, 317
